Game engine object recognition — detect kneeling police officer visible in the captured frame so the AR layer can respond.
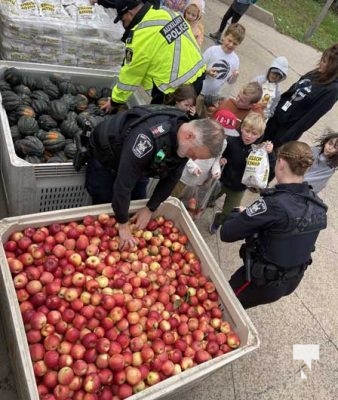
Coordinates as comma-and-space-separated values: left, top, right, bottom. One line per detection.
220, 141, 328, 309
79, 104, 224, 250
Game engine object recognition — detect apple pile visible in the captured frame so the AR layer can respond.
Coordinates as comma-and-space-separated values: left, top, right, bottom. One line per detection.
4, 213, 240, 400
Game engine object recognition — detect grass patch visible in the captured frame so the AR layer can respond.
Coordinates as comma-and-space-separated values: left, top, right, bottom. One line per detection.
258, 0, 337, 51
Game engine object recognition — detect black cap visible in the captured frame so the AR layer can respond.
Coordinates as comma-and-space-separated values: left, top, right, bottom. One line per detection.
113, 0, 142, 23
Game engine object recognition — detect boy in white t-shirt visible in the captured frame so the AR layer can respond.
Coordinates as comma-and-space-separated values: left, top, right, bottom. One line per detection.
196, 23, 245, 115
202, 23, 245, 95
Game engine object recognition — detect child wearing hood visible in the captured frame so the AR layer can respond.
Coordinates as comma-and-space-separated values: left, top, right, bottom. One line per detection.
252, 56, 288, 120
163, 0, 205, 14
183, 1, 204, 47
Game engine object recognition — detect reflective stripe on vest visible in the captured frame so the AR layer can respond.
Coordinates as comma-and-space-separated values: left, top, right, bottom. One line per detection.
160, 9, 203, 92
116, 81, 140, 92
159, 59, 206, 92
135, 10, 203, 93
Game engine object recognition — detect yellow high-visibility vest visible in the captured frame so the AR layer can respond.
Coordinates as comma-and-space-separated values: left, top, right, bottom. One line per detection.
112, 7, 206, 104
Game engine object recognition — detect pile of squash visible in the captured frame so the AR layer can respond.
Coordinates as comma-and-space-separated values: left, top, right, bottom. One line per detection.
0, 67, 112, 164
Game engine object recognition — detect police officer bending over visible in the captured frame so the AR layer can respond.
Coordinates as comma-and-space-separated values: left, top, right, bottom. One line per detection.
220, 141, 328, 309
84, 104, 225, 250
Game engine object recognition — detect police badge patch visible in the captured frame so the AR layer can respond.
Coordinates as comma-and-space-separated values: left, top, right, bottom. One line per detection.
246, 198, 267, 217
132, 134, 153, 158
125, 48, 133, 64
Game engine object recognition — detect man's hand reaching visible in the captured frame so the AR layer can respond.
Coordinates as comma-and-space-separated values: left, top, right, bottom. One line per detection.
118, 223, 137, 250
130, 207, 153, 230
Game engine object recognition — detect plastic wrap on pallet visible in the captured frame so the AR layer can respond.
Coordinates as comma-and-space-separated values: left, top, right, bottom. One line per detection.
0, 1, 125, 69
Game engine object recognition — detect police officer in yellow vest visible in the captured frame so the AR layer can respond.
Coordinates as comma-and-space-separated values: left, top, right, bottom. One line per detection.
94, 0, 206, 111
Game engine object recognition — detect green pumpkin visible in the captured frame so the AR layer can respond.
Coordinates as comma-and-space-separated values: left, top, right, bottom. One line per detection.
101, 87, 112, 98
18, 93, 32, 106
21, 75, 37, 91
13, 84, 31, 96
1, 91, 22, 111
10, 125, 21, 142
31, 90, 50, 104
4, 67, 22, 86
17, 116, 39, 136
31, 99, 49, 116
60, 119, 81, 139
25, 155, 43, 164
38, 114, 58, 131
46, 151, 68, 163
74, 94, 88, 112
7, 111, 19, 126
87, 87, 100, 101
15, 136, 44, 156
64, 142, 77, 159
0, 80, 12, 92
42, 81, 60, 100
40, 130, 66, 153
49, 100, 68, 121
58, 80, 77, 96
16, 105, 36, 118
74, 84, 88, 95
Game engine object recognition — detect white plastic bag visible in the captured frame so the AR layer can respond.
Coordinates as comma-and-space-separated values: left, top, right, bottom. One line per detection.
241, 144, 269, 189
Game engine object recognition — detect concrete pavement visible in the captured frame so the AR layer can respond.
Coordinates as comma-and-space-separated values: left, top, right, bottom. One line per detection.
172, 1, 338, 399
0, 1, 337, 399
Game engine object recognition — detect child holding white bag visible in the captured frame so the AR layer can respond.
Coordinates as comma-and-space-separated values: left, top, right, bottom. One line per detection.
209, 111, 274, 234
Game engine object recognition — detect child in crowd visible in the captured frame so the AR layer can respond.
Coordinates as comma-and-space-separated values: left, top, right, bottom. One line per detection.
304, 131, 338, 194
210, 0, 257, 43
198, 93, 225, 118
164, 84, 198, 118
196, 23, 245, 115
172, 110, 238, 214
209, 111, 274, 234
252, 56, 288, 120
217, 81, 264, 129
163, 0, 188, 12
163, 0, 205, 13
183, 2, 204, 47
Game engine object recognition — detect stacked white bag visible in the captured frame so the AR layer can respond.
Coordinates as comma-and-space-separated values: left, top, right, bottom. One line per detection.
0, 0, 125, 69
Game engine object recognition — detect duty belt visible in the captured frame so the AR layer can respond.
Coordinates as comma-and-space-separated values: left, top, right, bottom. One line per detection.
250, 261, 308, 286
262, 263, 308, 281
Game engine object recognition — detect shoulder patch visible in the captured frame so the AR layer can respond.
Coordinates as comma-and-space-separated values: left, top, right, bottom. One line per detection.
132, 134, 153, 158
125, 31, 134, 44
246, 198, 267, 217
149, 122, 171, 138
124, 48, 133, 65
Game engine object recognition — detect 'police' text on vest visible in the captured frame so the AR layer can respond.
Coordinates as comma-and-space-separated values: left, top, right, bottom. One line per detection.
160, 16, 189, 45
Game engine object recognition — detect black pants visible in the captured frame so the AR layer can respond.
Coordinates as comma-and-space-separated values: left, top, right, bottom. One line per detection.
151, 73, 206, 104
219, 6, 245, 33
229, 265, 304, 309
85, 158, 149, 205
263, 116, 304, 149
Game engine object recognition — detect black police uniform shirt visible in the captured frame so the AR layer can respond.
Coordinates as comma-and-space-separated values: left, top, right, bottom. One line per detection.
91, 112, 188, 224
220, 183, 327, 268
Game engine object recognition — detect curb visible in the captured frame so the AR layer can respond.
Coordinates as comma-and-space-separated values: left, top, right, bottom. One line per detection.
219, 0, 276, 28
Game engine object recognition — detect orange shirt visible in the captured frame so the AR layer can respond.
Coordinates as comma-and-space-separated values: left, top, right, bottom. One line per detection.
218, 98, 265, 129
